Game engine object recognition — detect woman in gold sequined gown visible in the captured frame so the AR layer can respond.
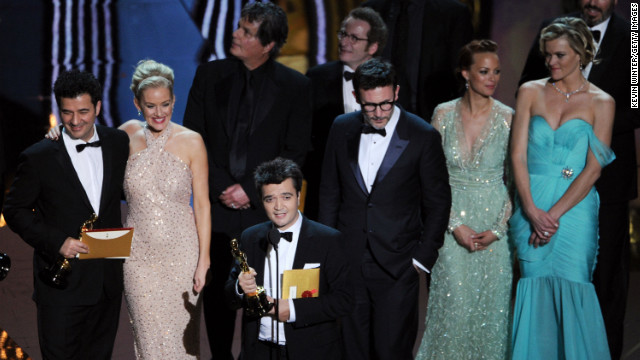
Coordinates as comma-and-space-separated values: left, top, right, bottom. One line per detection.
121, 60, 211, 359
415, 40, 513, 360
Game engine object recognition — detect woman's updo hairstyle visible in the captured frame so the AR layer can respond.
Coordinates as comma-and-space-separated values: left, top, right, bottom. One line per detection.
455, 39, 498, 87
130, 59, 175, 100
539, 17, 597, 66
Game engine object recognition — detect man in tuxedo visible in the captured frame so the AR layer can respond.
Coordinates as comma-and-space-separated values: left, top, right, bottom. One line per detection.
303, 7, 387, 220
362, 0, 473, 120
3, 69, 129, 360
183, 2, 312, 358
519, 1, 638, 358
319, 58, 451, 359
226, 158, 351, 360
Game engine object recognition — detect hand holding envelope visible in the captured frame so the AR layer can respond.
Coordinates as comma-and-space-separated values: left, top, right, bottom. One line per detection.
282, 263, 321, 299
78, 228, 134, 259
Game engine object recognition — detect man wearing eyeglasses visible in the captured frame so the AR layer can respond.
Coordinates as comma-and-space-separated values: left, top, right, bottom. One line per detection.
319, 58, 451, 360
303, 7, 387, 221
183, 2, 312, 358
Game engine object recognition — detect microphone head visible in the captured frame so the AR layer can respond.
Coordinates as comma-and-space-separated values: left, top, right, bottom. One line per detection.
268, 229, 281, 247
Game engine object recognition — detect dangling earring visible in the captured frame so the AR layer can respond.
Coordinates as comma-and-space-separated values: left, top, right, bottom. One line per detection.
579, 62, 584, 71
137, 109, 141, 117
465, 81, 469, 90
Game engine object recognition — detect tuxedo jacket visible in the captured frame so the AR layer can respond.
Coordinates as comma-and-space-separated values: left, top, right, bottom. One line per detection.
225, 217, 352, 360
520, 13, 639, 203
362, 0, 473, 120
184, 58, 312, 234
3, 125, 129, 306
304, 61, 347, 219
318, 108, 451, 278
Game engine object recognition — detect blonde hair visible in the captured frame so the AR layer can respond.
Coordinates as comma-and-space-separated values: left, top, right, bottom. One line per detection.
540, 17, 598, 66
130, 59, 175, 100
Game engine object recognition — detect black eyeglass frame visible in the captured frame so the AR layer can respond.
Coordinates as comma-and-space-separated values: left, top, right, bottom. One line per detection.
337, 30, 369, 44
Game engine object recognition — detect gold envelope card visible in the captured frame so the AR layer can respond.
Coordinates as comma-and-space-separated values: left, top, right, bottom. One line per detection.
78, 228, 134, 259
282, 268, 320, 299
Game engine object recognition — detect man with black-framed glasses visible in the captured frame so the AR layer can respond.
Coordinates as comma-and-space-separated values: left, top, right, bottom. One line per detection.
319, 58, 451, 360
304, 7, 387, 221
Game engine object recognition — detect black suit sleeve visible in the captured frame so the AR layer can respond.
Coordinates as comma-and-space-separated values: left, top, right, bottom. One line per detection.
279, 76, 313, 168
4, 151, 68, 260
414, 129, 451, 269
317, 121, 342, 228
291, 231, 352, 327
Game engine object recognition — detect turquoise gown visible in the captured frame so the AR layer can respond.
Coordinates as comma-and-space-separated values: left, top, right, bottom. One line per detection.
416, 99, 514, 360
510, 116, 614, 360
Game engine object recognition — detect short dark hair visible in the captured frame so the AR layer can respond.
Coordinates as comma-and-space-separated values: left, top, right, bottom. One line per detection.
346, 7, 388, 57
254, 157, 303, 197
241, 2, 288, 58
352, 58, 397, 103
53, 69, 102, 107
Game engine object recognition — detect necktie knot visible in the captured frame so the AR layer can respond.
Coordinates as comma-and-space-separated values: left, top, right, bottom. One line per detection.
343, 71, 354, 81
279, 232, 293, 242
361, 124, 386, 137
76, 140, 101, 152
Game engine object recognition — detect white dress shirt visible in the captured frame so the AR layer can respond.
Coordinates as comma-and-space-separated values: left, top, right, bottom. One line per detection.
342, 64, 361, 114
259, 211, 303, 345
62, 126, 103, 215
583, 16, 610, 79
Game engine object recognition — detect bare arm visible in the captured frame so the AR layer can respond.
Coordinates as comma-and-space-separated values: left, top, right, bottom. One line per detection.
186, 131, 212, 293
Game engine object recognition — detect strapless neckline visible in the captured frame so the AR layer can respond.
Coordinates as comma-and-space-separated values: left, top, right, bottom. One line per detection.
531, 115, 591, 132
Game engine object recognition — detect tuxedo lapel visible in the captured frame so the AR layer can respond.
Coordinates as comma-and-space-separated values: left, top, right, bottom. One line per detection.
253, 232, 270, 286
588, 15, 622, 86
250, 63, 279, 135
55, 134, 93, 212
96, 126, 114, 216
347, 122, 368, 196
373, 111, 409, 189
292, 218, 312, 270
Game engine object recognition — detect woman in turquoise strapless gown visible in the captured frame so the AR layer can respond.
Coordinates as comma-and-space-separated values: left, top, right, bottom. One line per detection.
510, 18, 614, 359
416, 40, 513, 360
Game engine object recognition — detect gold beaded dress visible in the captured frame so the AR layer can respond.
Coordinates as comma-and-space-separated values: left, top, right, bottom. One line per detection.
123, 123, 201, 359
415, 99, 514, 360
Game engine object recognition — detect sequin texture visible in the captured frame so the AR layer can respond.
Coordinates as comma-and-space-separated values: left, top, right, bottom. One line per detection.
416, 99, 514, 360
123, 123, 201, 359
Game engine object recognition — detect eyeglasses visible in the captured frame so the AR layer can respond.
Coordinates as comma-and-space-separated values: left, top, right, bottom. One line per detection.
361, 101, 394, 112
337, 30, 368, 44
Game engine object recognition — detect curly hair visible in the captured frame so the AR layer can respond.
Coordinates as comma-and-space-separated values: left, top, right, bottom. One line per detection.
254, 157, 303, 197
241, 2, 288, 58
53, 69, 102, 107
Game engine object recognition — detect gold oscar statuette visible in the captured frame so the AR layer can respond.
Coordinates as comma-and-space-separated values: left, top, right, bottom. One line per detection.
39, 213, 98, 289
230, 238, 274, 317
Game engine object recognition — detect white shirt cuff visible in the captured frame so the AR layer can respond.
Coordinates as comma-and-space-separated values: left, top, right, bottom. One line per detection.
287, 298, 296, 323
412, 258, 430, 273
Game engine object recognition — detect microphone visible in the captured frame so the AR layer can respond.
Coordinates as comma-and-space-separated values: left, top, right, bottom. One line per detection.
267, 229, 281, 349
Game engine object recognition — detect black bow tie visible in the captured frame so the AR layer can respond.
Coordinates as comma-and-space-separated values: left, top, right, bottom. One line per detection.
362, 124, 386, 137
279, 232, 293, 242
591, 30, 601, 43
76, 140, 101, 152
343, 71, 354, 81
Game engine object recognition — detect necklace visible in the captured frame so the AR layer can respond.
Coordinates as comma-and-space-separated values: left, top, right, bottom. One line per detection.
550, 80, 587, 103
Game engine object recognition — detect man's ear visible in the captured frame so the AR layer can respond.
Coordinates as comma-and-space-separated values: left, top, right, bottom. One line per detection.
262, 41, 275, 55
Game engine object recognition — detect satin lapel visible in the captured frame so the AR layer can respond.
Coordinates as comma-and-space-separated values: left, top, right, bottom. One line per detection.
254, 233, 270, 286
222, 68, 242, 139
96, 126, 114, 216
250, 65, 278, 135
373, 113, 409, 189
55, 134, 93, 212
292, 218, 311, 270
347, 123, 368, 195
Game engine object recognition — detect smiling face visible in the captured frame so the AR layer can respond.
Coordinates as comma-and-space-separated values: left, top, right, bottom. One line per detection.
135, 86, 175, 133
580, 0, 617, 26
261, 178, 300, 230
338, 17, 377, 70
544, 36, 582, 81
60, 94, 100, 142
462, 52, 501, 97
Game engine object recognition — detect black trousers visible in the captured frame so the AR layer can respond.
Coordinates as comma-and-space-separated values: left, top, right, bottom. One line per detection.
203, 231, 237, 360
37, 291, 121, 360
342, 250, 419, 360
593, 201, 630, 360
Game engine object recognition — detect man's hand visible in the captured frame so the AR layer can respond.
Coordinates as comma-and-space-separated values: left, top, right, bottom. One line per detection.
267, 296, 290, 322
238, 267, 258, 295
219, 184, 250, 210
59, 237, 89, 258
